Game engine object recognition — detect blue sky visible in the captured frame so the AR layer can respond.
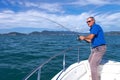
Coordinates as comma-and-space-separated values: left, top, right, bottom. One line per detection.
0, 0, 120, 33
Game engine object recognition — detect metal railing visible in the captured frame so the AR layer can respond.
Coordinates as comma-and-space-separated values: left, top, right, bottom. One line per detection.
23, 46, 80, 80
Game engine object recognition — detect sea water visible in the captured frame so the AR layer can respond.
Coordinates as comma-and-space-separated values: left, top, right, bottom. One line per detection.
0, 34, 120, 80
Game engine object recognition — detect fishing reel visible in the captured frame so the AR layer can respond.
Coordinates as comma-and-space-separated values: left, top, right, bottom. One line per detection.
77, 35, 90, 43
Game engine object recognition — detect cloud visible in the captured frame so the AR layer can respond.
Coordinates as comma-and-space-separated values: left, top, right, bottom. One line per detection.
0, 10, 120, 32
37, 3, 64, 13
0, 0, 64, 13
68, 0, 120, 6
95, 12, 120, 31
24, 2, 63, 13
0, 10, 65, 30
1, 0, 120, 14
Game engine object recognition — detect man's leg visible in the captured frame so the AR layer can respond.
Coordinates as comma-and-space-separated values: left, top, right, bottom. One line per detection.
88, 45, 106, 80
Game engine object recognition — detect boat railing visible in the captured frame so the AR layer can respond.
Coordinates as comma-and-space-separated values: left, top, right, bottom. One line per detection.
23, 46, 81, 80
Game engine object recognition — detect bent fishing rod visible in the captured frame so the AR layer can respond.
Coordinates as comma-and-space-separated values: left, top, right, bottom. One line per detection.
39, 16, 72, 32
38, 16, 82, 42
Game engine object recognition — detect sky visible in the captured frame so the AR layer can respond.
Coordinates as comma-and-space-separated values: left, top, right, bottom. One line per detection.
0, 0, 120, 33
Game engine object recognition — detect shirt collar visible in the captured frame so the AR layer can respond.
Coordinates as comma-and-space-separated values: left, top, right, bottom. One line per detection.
89, 23, 96, 31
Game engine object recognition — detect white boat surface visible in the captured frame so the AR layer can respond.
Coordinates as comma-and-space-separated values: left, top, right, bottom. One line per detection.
52, 60, 120, 80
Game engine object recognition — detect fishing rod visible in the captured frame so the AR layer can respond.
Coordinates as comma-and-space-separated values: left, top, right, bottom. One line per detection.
39, 16, 73, 32
38, 16, 83, 42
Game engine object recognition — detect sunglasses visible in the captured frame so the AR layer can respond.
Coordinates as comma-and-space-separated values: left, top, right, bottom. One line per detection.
86, 20, 92, 23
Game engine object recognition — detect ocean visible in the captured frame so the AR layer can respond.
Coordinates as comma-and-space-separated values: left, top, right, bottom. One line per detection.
0, 34, 120, 80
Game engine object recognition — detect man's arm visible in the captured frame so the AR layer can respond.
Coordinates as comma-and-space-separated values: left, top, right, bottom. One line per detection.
79, 34, 95, 43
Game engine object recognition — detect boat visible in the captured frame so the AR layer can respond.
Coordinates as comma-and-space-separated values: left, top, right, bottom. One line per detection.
52, 60, 120, 80
23, 46, 120, 80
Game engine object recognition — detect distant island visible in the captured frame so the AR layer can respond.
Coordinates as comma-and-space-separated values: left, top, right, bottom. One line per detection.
1, 32, 26, 36
0, 30, 120, 36
0, 30, 79, 36
105, 31, 120, 35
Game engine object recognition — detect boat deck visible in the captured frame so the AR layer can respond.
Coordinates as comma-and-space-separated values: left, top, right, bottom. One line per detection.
52, 60, 120, 80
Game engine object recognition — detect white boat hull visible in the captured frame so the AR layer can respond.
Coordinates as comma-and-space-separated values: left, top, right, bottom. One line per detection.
52, 60, 120, 80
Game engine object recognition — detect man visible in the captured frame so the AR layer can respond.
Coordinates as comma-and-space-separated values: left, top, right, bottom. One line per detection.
79, 17, 106, 80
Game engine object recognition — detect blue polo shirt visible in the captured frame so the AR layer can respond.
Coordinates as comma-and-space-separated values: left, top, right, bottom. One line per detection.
90, 23, 106, 48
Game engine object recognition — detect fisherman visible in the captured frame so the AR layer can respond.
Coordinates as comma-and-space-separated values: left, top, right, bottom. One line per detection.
79, 17, 106, 80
